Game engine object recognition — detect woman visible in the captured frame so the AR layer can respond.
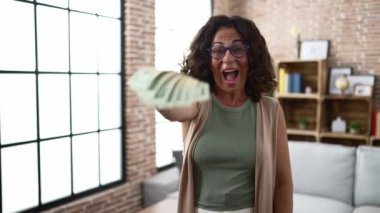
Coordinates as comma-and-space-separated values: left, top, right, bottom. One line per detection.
159, 15, 293, 213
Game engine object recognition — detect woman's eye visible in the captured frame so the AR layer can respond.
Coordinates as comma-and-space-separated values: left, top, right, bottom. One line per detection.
231, 45, 244, 52
212, 48, 225, 54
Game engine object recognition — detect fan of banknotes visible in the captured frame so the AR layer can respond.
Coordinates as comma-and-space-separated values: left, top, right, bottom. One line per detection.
128, 66, 210, 109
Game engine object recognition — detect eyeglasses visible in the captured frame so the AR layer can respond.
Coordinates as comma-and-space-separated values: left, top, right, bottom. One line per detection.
207, 43, 249, 60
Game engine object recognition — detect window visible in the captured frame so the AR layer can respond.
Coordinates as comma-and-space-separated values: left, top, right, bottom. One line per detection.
0, 0, 124, 212
155, 0, 211, 168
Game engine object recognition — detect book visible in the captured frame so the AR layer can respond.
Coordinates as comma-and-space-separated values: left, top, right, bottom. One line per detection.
292, 72, 303, 93
278, 68, 288, 94
286, 72, 303, 93
283, 71, 288, 94
287, 73, 293, 93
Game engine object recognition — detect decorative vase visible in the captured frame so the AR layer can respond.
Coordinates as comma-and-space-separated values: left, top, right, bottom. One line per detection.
331, 116, 346, 133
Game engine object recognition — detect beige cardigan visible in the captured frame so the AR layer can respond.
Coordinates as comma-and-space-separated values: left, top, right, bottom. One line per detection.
163, 96, 292, 213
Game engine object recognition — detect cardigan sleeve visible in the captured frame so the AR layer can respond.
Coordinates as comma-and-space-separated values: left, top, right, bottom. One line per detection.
157, 103, 199, 122
273, 104, 293, 213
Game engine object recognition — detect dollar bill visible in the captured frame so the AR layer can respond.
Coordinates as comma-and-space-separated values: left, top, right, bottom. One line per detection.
128, 66, 210, 108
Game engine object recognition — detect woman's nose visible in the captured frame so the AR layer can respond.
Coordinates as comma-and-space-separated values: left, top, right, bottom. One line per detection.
223, 49, 235, 63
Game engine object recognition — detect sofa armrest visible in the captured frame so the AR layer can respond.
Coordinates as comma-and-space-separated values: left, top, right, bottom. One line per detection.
354, 146, 380, 207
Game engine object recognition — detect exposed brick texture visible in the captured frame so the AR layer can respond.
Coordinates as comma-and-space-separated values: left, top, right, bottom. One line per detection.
43, 0, 156, 212
214, 0, 380, 108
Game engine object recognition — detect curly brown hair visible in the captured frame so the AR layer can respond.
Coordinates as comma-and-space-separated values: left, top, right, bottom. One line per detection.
180, 15, 277, 102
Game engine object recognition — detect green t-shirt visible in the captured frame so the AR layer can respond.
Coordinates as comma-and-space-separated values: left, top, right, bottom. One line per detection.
193, 95, 256, 211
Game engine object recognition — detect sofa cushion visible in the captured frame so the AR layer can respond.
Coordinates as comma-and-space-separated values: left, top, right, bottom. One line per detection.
289, 141, 356, 205
294, 193, 353, 213
354, 146, 380, 206
353, 206, 380, 213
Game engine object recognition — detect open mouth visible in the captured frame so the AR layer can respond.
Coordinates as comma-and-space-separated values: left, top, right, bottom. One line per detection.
222, 70, 239, 82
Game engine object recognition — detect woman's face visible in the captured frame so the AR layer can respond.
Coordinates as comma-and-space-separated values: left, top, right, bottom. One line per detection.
210, 27, 249, 96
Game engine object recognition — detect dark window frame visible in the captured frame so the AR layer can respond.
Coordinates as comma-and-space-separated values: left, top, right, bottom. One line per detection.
0, 0, 126, 212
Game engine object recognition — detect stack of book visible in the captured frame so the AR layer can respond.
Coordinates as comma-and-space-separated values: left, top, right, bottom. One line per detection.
278, 68, 304, 94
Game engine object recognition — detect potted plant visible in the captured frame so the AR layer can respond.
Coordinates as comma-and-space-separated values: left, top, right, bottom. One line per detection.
298, 117, 308, 130
348, 121, 361, 134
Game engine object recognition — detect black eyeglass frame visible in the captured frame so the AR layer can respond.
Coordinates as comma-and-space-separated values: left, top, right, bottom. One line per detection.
207, 43, 250, 60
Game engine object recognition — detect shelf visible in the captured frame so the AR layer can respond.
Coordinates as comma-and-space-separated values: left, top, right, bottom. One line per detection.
279, 98, 318, 131
277, 93, 319, 99
278, 94, 371, 101
323, 95, 372, 102
277, 59, 372, 147
278, 60, 327, 96
371, 136, 380, 146
278, 59, 324, 63
287, 129, 318, 137
321, 99, 372, 136
320, 132, 369, 141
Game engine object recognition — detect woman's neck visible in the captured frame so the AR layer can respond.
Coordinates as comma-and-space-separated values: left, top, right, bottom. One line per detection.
214, 90, 248, 107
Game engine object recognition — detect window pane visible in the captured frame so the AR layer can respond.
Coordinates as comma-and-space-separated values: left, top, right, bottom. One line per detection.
99, 75, 121, 129
97, 17, 121, 73
71, 74, 98, 134
155, 0, 211, 167
1, 143, 38, 213
40, 137, 71, 203
0, 1, 35, 71
155, 0, 211, 71
73, 133, 99, 193
0, 74, 37, 144
39, 74, 70, 139
155, 122, 182, 168
70, 12, 97, 72
70, 0, 96, 14
97, 0, 121, 18
37, 0, 68, 8
155, 27, 181, 71
100, 129, 121, 185
37, 6, 69, 72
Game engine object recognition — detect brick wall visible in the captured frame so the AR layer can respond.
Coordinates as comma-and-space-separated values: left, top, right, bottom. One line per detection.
43, 0, 157, 212
213, 0, 252, 18
214, 0, 380, 108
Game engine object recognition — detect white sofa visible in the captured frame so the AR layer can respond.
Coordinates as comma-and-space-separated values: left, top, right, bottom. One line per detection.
143, 141, 380, 212
289, 141, 380, 213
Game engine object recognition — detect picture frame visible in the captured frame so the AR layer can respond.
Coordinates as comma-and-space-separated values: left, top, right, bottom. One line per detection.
354, 84, 373, 96
300, 40, 329, 60
346, 75, 375, 95
328, 67, 352, 95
